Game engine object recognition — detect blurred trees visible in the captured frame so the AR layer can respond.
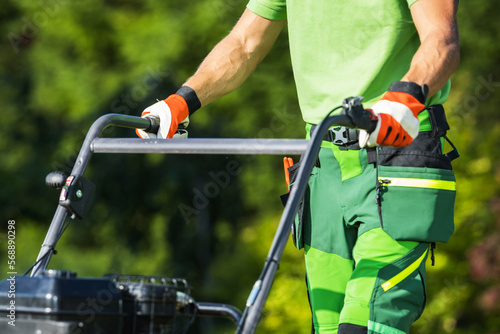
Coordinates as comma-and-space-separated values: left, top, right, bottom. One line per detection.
412, 2, 500, 333
0, 1, 499, 333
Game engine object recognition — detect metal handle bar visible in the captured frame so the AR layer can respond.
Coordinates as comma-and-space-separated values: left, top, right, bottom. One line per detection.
91, 138, 309, 155
197, 302, 242, 324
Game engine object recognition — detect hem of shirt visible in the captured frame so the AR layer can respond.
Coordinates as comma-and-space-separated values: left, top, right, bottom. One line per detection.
246, 0, 287, 21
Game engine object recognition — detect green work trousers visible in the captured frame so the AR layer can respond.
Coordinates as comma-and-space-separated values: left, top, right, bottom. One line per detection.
291, 134, 456, 334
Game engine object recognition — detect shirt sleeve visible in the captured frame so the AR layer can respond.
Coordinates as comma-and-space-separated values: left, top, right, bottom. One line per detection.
246, 0, 287, 20
407, 0, 419, 7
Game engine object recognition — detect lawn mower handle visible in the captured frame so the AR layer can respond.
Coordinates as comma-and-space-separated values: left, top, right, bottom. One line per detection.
29, 100, 376, 333
31, 114, 156, 276
236, 113, 365, 334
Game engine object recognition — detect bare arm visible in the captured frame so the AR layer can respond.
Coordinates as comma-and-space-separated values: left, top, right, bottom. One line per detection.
402, 0, 460, 96
184, 9, 286, 107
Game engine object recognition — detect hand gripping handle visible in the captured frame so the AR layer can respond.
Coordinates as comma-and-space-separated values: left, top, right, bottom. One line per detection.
144, 115, 160, 134
341, 96, 378, 133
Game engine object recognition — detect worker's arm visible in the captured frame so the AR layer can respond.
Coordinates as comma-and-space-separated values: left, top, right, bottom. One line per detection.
185, 9, 286, 107
136, 9, 285, 139
360, 0, 460, 147
402, 0, 460, 96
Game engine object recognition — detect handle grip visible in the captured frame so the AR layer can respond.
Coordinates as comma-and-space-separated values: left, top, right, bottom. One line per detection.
341, 96, 378, 133
144, 115, 160, 134
142, 115, 187, 137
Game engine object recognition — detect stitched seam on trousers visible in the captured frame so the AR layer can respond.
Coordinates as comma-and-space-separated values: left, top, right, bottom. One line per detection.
368, 320, 406, 334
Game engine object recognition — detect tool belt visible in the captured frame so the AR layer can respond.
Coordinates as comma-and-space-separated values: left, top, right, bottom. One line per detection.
310, 124, 361, 150
310, 104, 459, 160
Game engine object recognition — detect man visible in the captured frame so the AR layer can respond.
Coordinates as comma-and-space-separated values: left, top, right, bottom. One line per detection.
137, 0, 460, 333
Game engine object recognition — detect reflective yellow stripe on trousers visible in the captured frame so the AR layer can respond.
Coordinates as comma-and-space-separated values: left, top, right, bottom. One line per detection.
378, 177, 456, 191
381, 248, 428, 292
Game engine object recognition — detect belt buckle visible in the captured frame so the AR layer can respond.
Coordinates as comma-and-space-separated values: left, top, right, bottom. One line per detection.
329, 126, 349, 145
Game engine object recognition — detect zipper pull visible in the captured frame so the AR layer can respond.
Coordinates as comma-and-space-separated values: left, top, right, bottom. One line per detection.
379, 179, 392, 186
376, 178, 391, 204
430, 242, 436, 266
375, 179, 382, 204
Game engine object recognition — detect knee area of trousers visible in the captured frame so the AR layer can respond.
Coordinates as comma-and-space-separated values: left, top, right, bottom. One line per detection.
338, 323, 368, 334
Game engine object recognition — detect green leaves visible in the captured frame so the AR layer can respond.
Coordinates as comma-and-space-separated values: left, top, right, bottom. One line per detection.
2, 1, 500, 333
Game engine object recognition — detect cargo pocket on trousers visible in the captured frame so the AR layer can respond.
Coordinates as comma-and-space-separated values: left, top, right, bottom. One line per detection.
369, 244, 428, 334
286, 162, 304, 250
376, 165, 456, 243
287, 161, 319, 250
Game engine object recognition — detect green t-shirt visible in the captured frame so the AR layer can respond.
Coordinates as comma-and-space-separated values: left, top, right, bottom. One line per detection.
247, 0, 450, 127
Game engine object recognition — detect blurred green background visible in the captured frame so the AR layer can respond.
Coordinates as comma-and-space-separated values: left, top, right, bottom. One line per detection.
1, 1, 499, 333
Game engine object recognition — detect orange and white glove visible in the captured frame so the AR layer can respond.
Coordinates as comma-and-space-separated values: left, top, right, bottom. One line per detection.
136, 86, 201, 139
359, 81, 428, 148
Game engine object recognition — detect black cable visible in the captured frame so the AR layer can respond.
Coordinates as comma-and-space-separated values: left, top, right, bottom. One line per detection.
23, 215, 73, 276
56, 215, 73, 240
186, 303, 198, 330
168, 301, 197, 334
325, 105, 342, 118
23, 248, 54, 276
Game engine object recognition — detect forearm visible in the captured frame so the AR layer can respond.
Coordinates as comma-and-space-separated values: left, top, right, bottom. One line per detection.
402, 34, 460, 96
184, 10, 285, 107
403, 0, 460, 97
184, 34, 260, 107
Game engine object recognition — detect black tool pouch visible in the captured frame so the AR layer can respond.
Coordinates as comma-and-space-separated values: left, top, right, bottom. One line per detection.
374, 104, 459, 243
427, 104, 449, 138
427, 104, 459, 161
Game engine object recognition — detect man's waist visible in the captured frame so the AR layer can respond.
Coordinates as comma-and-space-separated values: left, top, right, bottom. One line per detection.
309, 124, 361, 150
306, 108, 437, 150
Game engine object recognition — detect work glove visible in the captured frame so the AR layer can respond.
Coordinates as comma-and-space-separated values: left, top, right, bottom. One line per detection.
136, 94, 190, 139
359, 81, 428, 148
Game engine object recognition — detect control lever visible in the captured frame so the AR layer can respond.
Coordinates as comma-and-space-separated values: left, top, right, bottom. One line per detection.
341, 96, 378, 133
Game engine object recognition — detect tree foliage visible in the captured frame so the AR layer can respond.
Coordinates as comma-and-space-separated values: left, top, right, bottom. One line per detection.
1, 1, 499, 333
